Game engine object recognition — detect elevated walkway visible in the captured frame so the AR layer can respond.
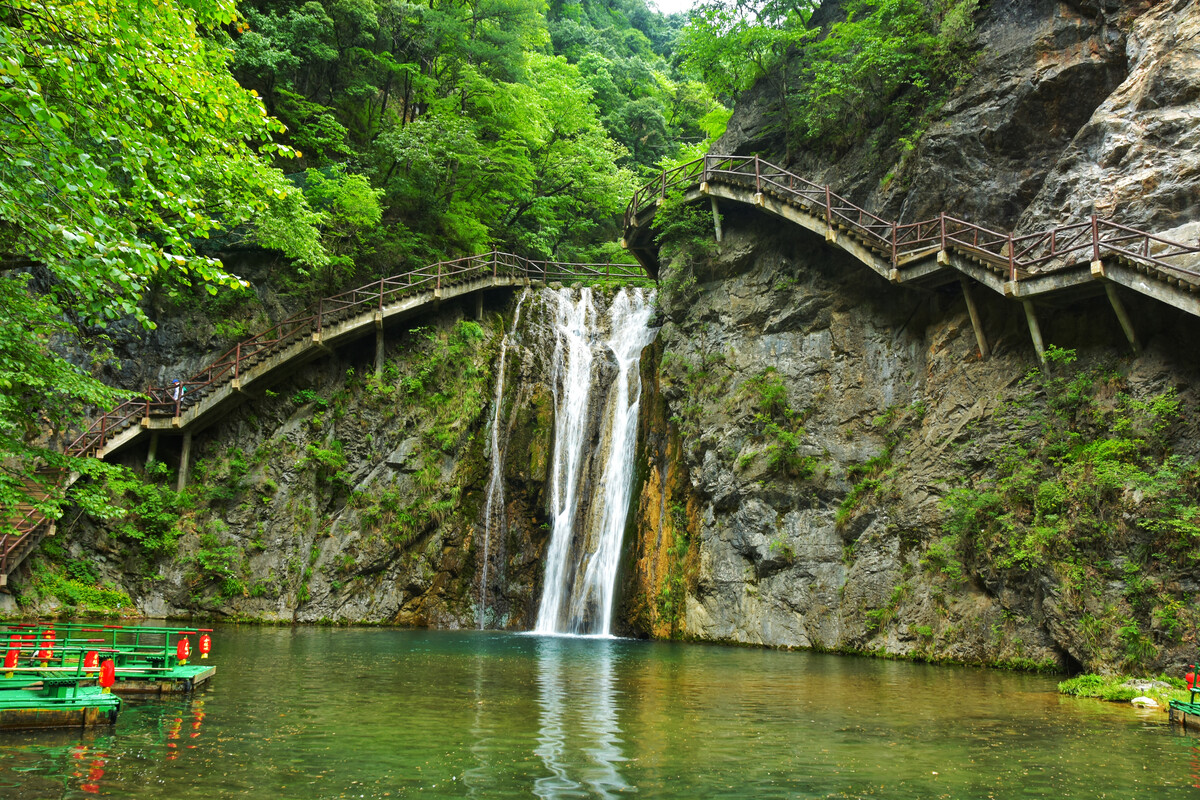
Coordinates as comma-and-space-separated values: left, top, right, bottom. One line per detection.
2, 251, 646, 586
623, 155, 1200, 358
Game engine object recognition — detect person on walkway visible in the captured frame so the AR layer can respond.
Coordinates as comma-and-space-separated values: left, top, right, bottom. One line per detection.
172, 379, 183, 415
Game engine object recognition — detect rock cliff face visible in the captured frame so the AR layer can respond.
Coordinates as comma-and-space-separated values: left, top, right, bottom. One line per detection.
621, 0, 1200, 671
622, 213, 1200, 671
715, 0, 1197, 238
13, 292, 564, 627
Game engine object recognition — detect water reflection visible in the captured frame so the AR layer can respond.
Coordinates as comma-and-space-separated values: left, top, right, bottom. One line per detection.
465, 647, 494, 797
0, 729, 116, 799
534, 636, 630, 799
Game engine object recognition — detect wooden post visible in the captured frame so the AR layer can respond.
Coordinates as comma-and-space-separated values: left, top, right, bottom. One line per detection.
374, 323, 384, 376
960, 278, 990, 359
1104, 283, 1141, 355
710, 195, 723, 243
1022, 300, 1047, 365
1007, 233, 1016, 281
177, 432, 193, 493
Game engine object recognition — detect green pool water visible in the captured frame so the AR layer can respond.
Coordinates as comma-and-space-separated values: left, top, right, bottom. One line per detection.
0, 626, 1195, 798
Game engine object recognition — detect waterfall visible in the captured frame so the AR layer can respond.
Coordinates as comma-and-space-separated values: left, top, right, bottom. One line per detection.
534, 288, 598, 634
478, 290, 528, 629
534, 287, 657, 636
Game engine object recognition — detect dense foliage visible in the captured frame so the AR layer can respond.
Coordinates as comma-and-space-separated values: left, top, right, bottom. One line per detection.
0, 0, 324, 527
229, 0, 724, 274
677, 0, 979, 155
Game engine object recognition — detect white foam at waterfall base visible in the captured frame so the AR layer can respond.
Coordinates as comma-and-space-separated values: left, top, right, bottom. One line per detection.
534, 287, 658, 636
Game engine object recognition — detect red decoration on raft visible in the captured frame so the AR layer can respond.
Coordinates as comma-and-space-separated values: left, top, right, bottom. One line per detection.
98, 660, 115, 690
1187, 665, 1196, 691
84, 651, 99, 669
198, 633, 211, 658
176, 637, 191, 663
2, 649, 16, 669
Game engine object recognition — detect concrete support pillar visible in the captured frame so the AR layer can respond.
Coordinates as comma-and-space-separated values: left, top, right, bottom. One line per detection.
710, 196, 723, 243
1105, 283, 1141, 355
375, 325, 385, 378
1022, 300, 1047, 365
177, 432, 193, 493
475, 291, 484, 321
146, 433, 160, 465
960, 278, 990, 359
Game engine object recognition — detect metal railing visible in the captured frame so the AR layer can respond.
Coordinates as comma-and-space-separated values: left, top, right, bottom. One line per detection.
626, 154, 1200, 283
0, 251, 646, 578
64, 251, 646, 460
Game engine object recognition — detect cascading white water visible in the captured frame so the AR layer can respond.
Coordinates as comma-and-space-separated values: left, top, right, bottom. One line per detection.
534, 288, 598, 634
534, 287, 657, 636
478, 290, 528, 629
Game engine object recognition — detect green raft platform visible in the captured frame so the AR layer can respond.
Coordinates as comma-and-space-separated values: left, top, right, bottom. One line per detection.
2, 623, 217, 695
0, 652, 121, 731
1168, 699, 1200, 730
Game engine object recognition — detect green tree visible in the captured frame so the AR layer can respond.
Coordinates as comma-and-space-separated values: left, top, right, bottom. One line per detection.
0, 0, 326, 526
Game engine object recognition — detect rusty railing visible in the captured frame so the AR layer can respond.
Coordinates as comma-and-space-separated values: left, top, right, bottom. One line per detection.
626, 154, 1200, 284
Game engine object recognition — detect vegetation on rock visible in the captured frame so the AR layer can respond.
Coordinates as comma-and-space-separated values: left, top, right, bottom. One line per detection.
678, 0, 979, 155
942, 347, 1200, 672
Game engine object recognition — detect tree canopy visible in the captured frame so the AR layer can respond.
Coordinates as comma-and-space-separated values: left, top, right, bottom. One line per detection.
0, 0, 326, 523
675, 0, 978, 155
0, 0, 724, 525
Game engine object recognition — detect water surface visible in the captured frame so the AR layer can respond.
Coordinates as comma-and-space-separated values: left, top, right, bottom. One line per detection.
0, 627, 1195, 798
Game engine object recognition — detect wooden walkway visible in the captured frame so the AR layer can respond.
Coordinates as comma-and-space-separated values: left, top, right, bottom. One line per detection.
622, 154, 1200, 358
9, 156, 1200, 585
1, 251, 645, 586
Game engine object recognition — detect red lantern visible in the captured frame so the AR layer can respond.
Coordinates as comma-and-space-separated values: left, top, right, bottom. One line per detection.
84, 651, 99, 669
1187, 665, 1196, 691
3, 648, 15, 676
98, 660, 115, 692
36, 647, 51, 665
198, 633, 211, 659
176, 637, 191, 664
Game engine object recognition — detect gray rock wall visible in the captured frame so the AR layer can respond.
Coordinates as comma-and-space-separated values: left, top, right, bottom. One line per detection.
625, 213, 1200, 671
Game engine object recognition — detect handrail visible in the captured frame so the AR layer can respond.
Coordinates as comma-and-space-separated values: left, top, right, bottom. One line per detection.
625, 154, 1200, 285
0, 250, 647, 572
63, 250, 647, 460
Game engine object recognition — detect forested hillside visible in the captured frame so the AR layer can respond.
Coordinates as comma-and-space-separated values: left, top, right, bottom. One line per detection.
227, 0, 724, 283
0, 0, 716, 534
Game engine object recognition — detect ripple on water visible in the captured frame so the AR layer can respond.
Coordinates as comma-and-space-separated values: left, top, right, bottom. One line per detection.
0, 627, 1196, 799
